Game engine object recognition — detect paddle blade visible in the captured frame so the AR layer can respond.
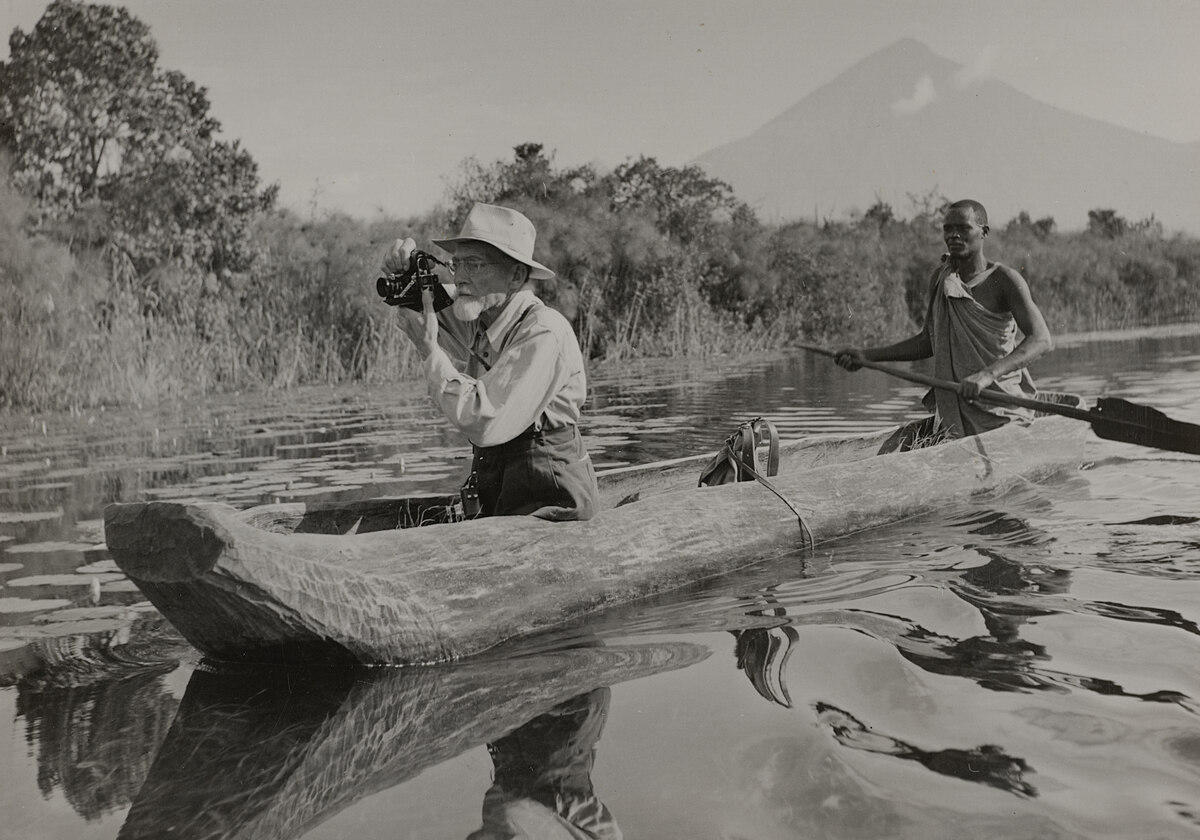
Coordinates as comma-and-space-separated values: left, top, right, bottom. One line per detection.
1092, 398, 1200, 456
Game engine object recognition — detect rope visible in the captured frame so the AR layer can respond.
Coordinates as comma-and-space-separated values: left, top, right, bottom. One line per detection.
726, 446, 815, 552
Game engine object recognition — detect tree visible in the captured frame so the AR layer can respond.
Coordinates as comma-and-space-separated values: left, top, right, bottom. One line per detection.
1006, 210, 1056, 239
905, 187, 951, 227
1034, 215, 1057, 238
1087, 208, 1128, 239
0, 0, 275, 280
861, 199, 895, 228
607, 155, 741, 244
444, 143, 596, 221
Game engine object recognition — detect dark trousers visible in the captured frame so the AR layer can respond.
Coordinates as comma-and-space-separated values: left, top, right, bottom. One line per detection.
471, 425, 599, 521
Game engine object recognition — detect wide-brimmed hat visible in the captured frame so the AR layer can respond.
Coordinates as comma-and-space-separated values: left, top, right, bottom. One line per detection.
433, 203, 555, 281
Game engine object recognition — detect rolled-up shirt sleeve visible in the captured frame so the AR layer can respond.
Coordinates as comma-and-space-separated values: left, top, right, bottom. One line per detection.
423, 323, 569, 447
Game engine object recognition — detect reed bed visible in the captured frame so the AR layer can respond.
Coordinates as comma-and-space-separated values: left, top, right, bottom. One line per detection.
5, 165, 1199, 413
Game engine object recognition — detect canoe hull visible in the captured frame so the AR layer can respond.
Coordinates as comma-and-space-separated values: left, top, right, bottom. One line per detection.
105, 415, 1088, 664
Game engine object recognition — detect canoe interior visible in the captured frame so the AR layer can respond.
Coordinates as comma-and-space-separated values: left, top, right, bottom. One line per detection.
239, 393, 1082, 539
239, 426, 894, 537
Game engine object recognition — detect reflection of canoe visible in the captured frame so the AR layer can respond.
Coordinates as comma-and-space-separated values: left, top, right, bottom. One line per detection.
104, 409, 1088, 664
17, 668, 180, 822
118, 640, 708, 840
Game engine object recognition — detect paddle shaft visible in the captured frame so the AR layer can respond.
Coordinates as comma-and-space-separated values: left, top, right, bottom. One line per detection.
796, 343, 1101, 422
799, 342, 1200, 456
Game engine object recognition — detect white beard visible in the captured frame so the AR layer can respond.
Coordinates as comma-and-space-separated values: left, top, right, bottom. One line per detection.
451, 294, 506, 322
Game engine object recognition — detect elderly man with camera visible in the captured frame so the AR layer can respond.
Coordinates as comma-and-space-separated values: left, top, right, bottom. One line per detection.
381, 203, 599, 521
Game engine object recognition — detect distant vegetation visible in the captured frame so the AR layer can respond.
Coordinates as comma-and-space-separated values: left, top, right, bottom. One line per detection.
3, 1, 1200, 412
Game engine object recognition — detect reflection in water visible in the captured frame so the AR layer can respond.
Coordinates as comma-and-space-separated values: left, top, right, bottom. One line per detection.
3, 332, 1200, 837
897, 535, 1072, 694
723, 734, 908, 839
716, 514, 1044, 809
891, 513, 1197, 705
815, 702, 1037, 796
471, 688, 620, 840
720, 719, 1053, 840
16, 669, 179, 820
711, 505, 1200, 833
705, 512, 1070, 838
117, 641, 707, 839
732, 625, 800, 709
933, 522, 1064, 673
623, 510, 1076, 710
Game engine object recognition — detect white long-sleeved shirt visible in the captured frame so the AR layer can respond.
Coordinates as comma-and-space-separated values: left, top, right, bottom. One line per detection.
422, 290, 588, 448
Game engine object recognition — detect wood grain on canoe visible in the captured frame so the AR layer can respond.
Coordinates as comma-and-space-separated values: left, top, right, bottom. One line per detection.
104, 414, 1087, 664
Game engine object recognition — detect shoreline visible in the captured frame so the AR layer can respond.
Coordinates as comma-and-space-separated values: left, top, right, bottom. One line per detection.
3, 322, 1199, 424
1053, 321, 1200, 347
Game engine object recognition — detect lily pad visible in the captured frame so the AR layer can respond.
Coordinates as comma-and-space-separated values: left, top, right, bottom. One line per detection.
1, 616, 133, 639
2, 540, 92, 555
32, 605, 131, 623
6, 574, 122, 587
0, 597, 72, 614
75, 560, 120, 574
0, 508, 62, 524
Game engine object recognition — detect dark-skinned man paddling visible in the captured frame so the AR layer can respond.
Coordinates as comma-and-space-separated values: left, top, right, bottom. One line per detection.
836, 199, 1053, 450
383, 203, 599, 521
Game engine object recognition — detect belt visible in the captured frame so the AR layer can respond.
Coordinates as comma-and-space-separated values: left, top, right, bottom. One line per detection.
472, 425, 576, 458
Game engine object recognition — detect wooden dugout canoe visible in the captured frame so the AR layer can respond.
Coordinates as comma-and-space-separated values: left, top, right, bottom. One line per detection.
104, 402, 1089, 665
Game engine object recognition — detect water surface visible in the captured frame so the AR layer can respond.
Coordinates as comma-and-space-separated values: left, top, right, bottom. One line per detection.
2, 328, 1199, 839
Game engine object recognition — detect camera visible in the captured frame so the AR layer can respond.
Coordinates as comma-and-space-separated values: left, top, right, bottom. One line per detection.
376, 250, 456, 312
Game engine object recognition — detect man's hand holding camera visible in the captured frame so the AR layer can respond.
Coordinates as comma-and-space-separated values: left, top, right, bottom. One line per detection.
382, 237, 439, 359
381, 236, 416, 277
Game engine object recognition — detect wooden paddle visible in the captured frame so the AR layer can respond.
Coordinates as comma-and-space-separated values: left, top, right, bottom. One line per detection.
797, 343, 1200, 456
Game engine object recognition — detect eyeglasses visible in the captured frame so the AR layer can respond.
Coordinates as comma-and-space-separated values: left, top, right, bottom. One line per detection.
451, 257, 502, 276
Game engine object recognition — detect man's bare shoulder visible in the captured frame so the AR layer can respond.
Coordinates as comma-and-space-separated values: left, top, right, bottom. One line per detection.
991, 262, 1028, 284
984, 263, 1045, 319
990, 263, 1036, 299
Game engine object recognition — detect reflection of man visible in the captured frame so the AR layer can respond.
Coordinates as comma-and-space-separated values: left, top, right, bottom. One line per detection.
384, 203, 599, 520
467, 688, 622, 840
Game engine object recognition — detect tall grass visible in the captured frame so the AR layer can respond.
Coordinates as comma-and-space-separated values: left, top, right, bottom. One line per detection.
4, 173, 1200, 412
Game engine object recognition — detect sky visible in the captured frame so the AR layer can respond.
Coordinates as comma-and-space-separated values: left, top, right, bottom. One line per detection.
3, 0, 1199, 221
